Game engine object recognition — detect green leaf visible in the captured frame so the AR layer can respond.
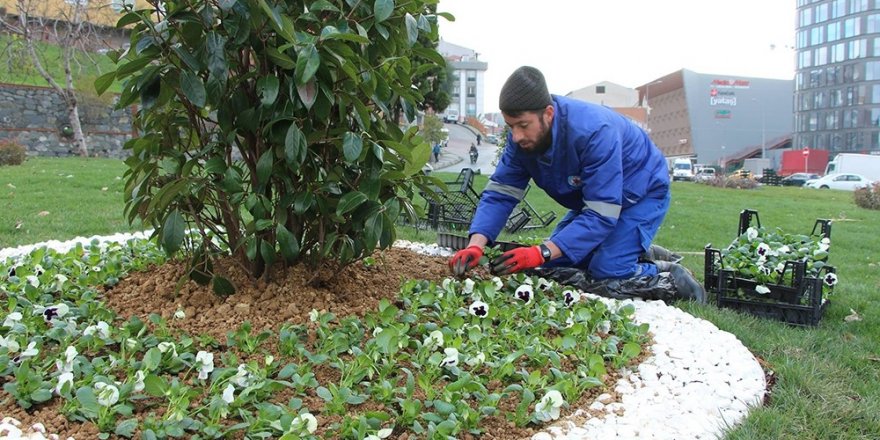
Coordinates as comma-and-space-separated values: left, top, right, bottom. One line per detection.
256, 151, 274, 186
76, 386, 100, 415
404, 13, 419, 46
284, 123, 307, 166
342, 132, 363, 163
116, 56, 153, 77
143, 347, 162, 371
316, 386, 333, 401
276, 224, 301, 263
180, 71, 207, 107
161, 210, 186, 256
267, 47, 296, 69
260, 239, 276, 267
218, 0, 237, 10
373, 0, 394, 22
257, 76, 280, 106
205, 32, 228, 81
295, 44, 321, 85
296, 79, 318, 110
115, 418, 139, 438
622, 342, 641, 359
29, 388, 52, 403
213, 276, 235, 296
142, 374, 168, 397
364, 211, 382, 250
336, 191, 368, 217
94, 71, 117, 95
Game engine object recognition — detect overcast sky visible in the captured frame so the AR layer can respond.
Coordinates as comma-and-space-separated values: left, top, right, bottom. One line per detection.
437, 0, 796, 113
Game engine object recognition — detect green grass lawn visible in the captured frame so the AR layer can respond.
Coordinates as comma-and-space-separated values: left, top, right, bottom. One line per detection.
1, 159, 879, 438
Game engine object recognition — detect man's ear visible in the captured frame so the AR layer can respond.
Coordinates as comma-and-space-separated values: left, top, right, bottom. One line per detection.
543, 104, 555, 123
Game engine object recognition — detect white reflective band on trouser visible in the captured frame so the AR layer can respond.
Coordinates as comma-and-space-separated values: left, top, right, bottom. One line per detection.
582, 200, 621, 219
485, 181, 526, 200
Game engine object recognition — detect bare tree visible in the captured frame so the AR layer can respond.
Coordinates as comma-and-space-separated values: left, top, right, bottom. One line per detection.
0, 0, 113, 157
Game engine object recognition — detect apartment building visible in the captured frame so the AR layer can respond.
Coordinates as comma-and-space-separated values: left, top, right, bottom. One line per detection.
437, 40, 488, 120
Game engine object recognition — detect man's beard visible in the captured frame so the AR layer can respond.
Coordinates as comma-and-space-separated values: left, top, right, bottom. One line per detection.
532, 118, 552, 155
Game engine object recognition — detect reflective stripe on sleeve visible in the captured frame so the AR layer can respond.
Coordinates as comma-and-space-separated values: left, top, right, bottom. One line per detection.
581, 200, 621, 219
485, 181, 526, 200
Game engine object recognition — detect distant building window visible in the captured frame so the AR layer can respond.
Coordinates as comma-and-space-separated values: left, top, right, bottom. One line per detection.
844, 17, 860, 39
466, 86, 475, 97
466, 70, 476, 80
849, 0, 868, 14
596, 86, 606, 94
827, 22, 840, 42
831, 0, 846, 19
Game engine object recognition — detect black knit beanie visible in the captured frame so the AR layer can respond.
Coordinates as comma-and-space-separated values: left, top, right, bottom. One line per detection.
499, 66, 552, 113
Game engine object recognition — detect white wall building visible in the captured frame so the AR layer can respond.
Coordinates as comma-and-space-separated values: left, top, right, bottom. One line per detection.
437, 40, 488, 120
566, 81, 639, 107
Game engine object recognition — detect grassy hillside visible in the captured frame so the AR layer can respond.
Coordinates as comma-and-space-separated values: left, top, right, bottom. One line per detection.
0, 35, 120, 93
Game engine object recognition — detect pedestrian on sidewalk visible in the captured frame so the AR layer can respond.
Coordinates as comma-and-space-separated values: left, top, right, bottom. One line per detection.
432, 142, 441, 163
448, 66, 704, 303
476, 134, 482, 145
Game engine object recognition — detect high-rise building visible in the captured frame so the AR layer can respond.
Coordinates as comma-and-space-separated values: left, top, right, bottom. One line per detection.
437, 40, 488, 120
794, 0, 880, 154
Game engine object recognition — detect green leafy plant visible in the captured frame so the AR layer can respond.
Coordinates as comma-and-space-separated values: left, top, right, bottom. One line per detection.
98, 0, 449, 291
854, 181, 880, 210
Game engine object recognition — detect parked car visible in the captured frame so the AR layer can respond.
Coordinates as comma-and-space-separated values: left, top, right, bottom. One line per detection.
804, 173, 873, 191
781, 173, 820, 187
694, 168, 716, 182
486, 134, 499, 144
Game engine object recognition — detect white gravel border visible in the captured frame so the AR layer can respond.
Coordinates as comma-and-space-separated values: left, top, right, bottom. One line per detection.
2, 235, 765, 440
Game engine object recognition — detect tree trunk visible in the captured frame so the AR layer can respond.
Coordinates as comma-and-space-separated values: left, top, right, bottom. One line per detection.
65, 95, 88, 157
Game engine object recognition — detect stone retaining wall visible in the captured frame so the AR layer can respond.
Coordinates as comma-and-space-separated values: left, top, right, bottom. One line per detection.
0, 82, 135, 158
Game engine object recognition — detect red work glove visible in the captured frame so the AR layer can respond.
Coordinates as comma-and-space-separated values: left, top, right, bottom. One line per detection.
490, 246, 545, 275
449, 245, 484, 276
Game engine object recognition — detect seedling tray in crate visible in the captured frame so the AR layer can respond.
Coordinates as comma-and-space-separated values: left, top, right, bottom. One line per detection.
704, 209, 836, 326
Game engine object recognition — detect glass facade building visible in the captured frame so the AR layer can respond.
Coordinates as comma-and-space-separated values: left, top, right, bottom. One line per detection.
795, 0, 880, 154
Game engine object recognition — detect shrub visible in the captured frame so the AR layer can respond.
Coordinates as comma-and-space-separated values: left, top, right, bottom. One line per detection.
700, 174, 760, 189
100, 0, 446, 291
854, 181, 880, 210
0, 139, 27, 166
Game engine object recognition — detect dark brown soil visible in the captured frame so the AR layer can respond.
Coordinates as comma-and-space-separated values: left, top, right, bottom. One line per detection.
0, 247, 627, 439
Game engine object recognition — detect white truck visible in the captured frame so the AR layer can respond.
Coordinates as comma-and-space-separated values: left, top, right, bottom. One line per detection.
442, 108, 460, 124
825, 153, 880, 181
671, 158, 695, 181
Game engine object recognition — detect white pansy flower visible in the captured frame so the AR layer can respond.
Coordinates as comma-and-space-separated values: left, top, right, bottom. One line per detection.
55, 372, 74, 395
597, 320, 611, 336
55, 346, 78, 374
26, 275, 40, 287
372, 327, 383, 337
546, 303, 557, 316
756, 243, 771, 257
775, 262, 786, 274
3, 312, 23, 328
423, 330, 444, 349
468, 301, 489, 317
462, 278, 475, 294
522, 277, 534, 285
157, 342, 177, 357
778, 245, 791, 254
265, 355, 274, 366
0, 335, 20, 353
439, 347, 459, 368
38, 303, 70, 322
465, 352, 486, 367
133, 370, 146, 393
823, 272, 839, 287
515, 284, 533, 304
441, 278, 453, 291
230, 364, 253, 387
195, 351, 214, 380
15, 342, 39, 362
83, 321, 111, 341
491, 277, 504, 290
536, 277, 552, 290
534, 389, 565, 421
91, 266, 102, 273
819, 237, 831, 252
755, 285, 771, 294
290, 413, 318, 434
562, 290, 579, 307
125, 338, 138, 351
746, 227, 758, 241
759, 265, 772, 276
34, 264, 45, 276
173, 308, 185, 320
95, 382, 120, 407
222, 383, 235, 404
54, 274, 69, 290
309, 309, 320, 322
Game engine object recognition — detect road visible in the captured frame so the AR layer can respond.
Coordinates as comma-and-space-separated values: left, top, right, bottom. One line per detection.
435, 123, 501, 175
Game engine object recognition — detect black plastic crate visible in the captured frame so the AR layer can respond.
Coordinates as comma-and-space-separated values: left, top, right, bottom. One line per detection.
436, 233, 526, 252
704, 209, 836, 326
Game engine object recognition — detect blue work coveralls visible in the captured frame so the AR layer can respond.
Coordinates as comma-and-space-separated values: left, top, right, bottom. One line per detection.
469, 96, 670, 280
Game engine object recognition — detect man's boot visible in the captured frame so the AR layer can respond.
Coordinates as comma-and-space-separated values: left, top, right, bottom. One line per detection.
654, 261, 707, 303
642, 244, 683, 263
